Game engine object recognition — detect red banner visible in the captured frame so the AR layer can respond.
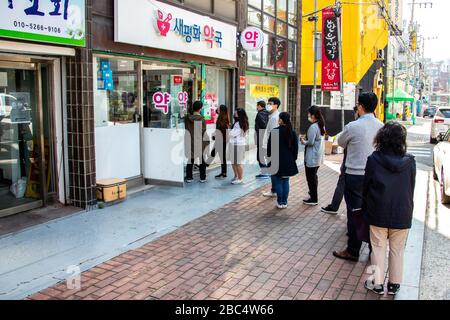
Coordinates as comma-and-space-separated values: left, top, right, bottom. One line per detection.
321, 8, 341, 91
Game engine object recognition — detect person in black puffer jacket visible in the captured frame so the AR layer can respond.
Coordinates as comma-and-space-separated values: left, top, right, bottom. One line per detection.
363, 121, 416, 296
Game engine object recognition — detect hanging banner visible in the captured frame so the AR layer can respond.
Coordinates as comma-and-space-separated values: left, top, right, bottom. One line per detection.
321, 8, 341, 91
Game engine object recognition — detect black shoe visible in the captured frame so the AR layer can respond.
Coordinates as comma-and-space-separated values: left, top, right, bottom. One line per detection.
215, 173, 226, 179
303, 199, 318, 206
321, 205, 338, 215
387, 282, 400, 295
364, 280, 384, 295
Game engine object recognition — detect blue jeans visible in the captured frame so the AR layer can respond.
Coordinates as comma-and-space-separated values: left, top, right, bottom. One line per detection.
272, 176, 290, 205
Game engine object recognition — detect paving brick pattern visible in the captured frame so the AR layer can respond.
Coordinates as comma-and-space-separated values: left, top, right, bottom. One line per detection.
29, 166, 393, 300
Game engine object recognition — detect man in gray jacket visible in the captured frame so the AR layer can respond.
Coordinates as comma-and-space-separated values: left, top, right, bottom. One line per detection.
263, 97, 281, 197
333, 92, 384, 262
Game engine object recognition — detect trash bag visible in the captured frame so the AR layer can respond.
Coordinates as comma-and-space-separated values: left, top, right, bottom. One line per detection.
10, 178, 27, 198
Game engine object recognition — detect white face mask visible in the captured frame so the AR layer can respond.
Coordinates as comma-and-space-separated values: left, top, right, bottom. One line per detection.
308, 115, 314, 123
266, 104, 273, 112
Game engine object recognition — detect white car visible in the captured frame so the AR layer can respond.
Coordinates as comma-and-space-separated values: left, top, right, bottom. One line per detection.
430, 106, 450, 144
433, 128, 450, 204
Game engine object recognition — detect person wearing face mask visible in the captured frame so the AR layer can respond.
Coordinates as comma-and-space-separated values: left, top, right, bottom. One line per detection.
254, 100, 270, 178
321, 106, 360, 215
332, 92, 384, 262
262, 97, 281, 198
229, 108, 249, 184
300, 106, 326, 206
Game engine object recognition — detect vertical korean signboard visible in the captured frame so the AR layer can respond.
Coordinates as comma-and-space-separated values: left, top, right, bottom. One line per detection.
0, 0, 86, 47
321, 8, 340, 91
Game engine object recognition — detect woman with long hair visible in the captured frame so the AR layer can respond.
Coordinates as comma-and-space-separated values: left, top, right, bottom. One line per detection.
215, 105, 230, 179
300, 105, 326, 206
267, 112, 299, 209
363, 122, 416, 296
229, 108, 249, 185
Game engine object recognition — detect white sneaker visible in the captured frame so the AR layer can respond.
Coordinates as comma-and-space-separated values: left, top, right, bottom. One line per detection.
283, 204, 288, 209
200, 179, 207, 183
263, 191, 277, 197
231, 179, 243, 185
277, 203, 287, 209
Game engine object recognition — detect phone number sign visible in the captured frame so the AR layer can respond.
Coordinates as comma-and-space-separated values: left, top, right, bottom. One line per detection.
0, 0, 86, 47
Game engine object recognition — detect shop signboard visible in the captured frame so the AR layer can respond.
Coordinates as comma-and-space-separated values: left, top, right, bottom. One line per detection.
330, 83, 356, 110
239, 76, 246, 90
152, 92, 171, 114
240, 27, 264, 51
0, 0, 86, 47
250, 84, 280, 99
115, 0, 237, 62
321, 8, 341, 91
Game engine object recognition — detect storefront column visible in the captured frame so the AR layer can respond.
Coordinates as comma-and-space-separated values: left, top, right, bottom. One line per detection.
237, 0, 247, 109
66, 0, 96, 209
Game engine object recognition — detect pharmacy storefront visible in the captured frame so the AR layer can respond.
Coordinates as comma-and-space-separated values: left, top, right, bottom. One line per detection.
93, 0, 237, 187
0, 0, 86, 217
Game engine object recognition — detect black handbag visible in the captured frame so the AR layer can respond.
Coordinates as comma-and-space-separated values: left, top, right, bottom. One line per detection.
353, 209, 370, 243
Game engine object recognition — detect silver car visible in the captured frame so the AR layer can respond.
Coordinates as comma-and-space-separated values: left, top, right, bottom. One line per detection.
430, 106, 450, 144
433, 128, 450, 204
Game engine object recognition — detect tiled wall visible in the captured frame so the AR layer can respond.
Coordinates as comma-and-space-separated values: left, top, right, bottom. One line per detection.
66, 0, 96, 209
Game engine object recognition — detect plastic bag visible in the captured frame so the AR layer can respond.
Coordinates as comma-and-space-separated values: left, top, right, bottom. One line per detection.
10, 178, 27, 198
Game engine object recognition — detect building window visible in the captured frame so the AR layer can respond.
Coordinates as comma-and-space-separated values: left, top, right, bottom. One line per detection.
94, 57, 139, 127
184, 0, 212, 13
214, 0, 236, 21
248, 0, 297, 74
312, 90, 332, 107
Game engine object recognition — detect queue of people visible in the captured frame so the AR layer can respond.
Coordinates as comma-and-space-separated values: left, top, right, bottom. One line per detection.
184, 92, 416, 296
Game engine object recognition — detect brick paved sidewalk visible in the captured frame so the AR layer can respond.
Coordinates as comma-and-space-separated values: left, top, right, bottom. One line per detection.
29, 166, 392, 300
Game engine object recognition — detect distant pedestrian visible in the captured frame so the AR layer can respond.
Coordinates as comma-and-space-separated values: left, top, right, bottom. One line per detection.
300, 105, 326, 206
321, 106, 360, 215
229, 108, 249, 185
255, 100, 270, 178
363, 122, 416, 296
214, 105, 230, 179
333, 92, 384, 262
267, 112, 299, 209
262, 97, 281, 198
185, 101, 209, 183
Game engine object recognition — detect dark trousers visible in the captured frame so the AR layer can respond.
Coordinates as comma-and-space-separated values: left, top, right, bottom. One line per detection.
330, 171, 345, 210
344, 174, 365, 257
256, 146, 267, 168
305, 166, 319, 202
186, 158, 206, 180
217, 141, 227, 175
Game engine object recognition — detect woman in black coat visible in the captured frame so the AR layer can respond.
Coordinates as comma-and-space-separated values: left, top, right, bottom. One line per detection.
363, 122, 416, 296
267, 112, 299, 209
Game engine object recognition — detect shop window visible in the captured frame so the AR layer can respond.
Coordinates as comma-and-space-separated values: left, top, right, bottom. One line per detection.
94, 57, 139, 127
248, 6, 262, 27
288, 25, 296, 41
184, 0, 212, 14
248, 0, 261, 9
248, 49, 262, 68
274, 39, 288, 72
313, 90, 332, 107
142, 63, 199, 129
276, 21, 287, 38
263, 0, 275, 16
262, 33, 275, 70
263, 14, 275, 33
288, 41, 296, 73
288, 0, 297, 25
277, 0, 287, 21
204, 67, 231, 128
214, 0, 236, 21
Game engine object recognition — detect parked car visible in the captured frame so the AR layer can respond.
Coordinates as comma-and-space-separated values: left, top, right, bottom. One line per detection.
430, 106, 450, 144
423, 106, 437, 118
433, 128, 450, 204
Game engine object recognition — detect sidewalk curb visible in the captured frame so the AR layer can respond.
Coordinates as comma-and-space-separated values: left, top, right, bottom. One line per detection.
395, 168, 429, 300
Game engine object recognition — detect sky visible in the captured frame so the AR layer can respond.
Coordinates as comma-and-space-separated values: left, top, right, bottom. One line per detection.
403, 0, 450, 62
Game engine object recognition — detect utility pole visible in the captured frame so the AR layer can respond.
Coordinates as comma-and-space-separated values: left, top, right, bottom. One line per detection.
405, 0, 415, 122
334, 0, 345, 131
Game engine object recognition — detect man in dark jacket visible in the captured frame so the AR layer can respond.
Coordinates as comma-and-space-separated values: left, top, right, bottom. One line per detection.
185, 101, 209, 183
255, 100, 270, 178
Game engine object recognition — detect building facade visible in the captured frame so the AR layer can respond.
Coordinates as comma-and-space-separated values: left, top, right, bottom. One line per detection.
1, 0, 302, 213
300, 0, 389, 135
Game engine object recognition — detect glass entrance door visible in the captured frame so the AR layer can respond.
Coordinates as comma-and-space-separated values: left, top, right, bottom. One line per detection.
142, 62, 199, 186
0, 61, 50, 216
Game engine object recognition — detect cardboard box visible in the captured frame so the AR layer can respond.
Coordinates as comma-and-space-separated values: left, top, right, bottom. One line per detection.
324, 141, 333, 155
96, 178, 127, 202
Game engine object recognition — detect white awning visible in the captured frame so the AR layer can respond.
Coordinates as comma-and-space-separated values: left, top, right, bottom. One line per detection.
0, 40, 76, 56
